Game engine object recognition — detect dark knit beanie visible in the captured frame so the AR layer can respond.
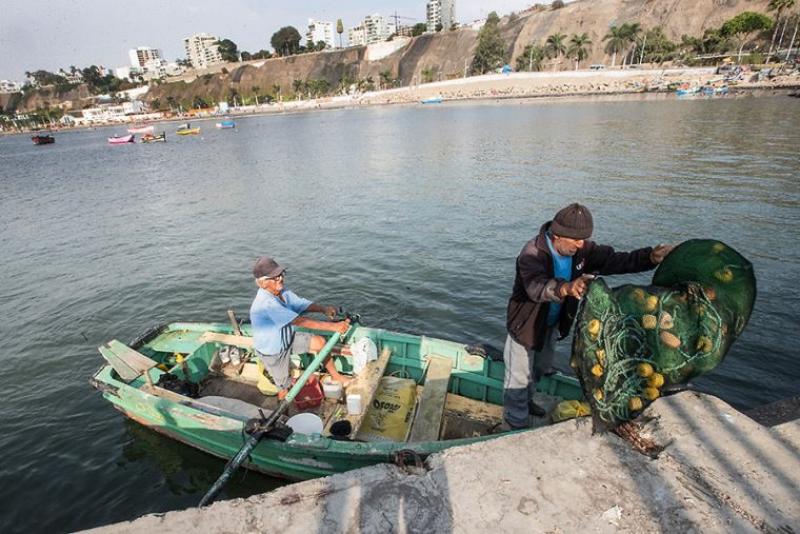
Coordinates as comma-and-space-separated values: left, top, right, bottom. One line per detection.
551, 203, 593, 240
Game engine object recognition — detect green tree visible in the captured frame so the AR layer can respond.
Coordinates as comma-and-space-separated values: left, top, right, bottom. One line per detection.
621, 22, 642, 65
317, 40, 328, 51
337, 19, 344, 48
412, 22, 427, 36
271, 26, 302, 56
421, 67, 436, 83
151, 98, 161, 111
516, 43, 546, 71
215, 39, 239, 62
721, 11, 774, 62
471, 11, 507, 74
551, 0, 565, 9
292, 79, 305, 98
545, 32, 567, 70
241, 51, 252, 61
567, 33, 592, 70
379, 69, 392, 89
640, 27, 678, 64
603, 25, 628, 67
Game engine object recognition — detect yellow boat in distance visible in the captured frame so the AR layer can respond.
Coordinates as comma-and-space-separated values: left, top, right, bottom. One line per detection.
177, 127, 201, 135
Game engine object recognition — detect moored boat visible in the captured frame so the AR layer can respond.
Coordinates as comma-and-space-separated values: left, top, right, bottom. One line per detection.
31, 134, 55, 145
108, 134, 135, 144
141, 132, 166, 143
216, 120, 235, 129
91, 320, 583, 481
421, 96, 443, 104
676, 84, 700, 96
177, 127, 201, 135
128, 125, 154, 134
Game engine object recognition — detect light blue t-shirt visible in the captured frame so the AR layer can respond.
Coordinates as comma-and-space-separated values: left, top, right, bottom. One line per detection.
250, 288, 312, 355
545, 233, 573, 326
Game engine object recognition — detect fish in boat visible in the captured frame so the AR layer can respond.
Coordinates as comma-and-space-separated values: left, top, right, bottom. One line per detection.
91, 320, 584, 481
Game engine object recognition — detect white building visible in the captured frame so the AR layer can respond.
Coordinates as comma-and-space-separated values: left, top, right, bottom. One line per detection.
79, 101, 146, 123
183, 33, 223, 69
307, 19, 335, 49
0, 80, 23, 93
129, 46, 163, 68
348, 25, 367, 47
427, 0, 457, 32
363, 14, 395, 44
426, 0, 441, 33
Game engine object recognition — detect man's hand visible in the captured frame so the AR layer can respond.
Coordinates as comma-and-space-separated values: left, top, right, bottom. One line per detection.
560, 274, 594, 299
336, 319, 351, 335
650, 244, 676, 265
324, 306, 338, 320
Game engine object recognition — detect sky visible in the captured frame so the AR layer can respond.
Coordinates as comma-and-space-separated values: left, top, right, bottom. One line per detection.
1, 1, 539, 81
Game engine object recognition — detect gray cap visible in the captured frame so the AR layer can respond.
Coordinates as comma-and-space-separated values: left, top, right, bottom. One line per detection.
253, 256, 285, 279
551, 203, 593, 240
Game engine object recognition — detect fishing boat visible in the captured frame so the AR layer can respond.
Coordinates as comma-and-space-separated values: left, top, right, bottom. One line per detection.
108, 134, 135, 144
701, 84, 729, 97
128, 125, 154, 134
91, 320, 583, 481
421, 96, 443, 104
216, 120, 235, 129
676, 84, 700, 96
31, 134, 55, 145
177, 127, 201, 135
141, 132, 166, 143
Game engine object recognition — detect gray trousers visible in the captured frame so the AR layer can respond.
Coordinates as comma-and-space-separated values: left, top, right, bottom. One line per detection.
503, 328, 558, 429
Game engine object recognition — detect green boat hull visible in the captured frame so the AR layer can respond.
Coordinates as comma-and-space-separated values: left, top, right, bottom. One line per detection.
92, 321, 583, 480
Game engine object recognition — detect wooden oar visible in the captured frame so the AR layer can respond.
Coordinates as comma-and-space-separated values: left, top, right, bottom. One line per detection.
198, 326, 348, 507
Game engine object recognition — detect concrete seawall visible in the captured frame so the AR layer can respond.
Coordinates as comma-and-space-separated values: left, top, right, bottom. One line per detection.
91, 391, 799, 533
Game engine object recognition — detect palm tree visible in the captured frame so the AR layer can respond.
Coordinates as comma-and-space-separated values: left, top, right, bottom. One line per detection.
545, 32, 567, 70
621, 23, 642, 66
568, 33, 592, 70
603, 25, 627, 67
767, 0, 796, 61
271, 83, 282, 102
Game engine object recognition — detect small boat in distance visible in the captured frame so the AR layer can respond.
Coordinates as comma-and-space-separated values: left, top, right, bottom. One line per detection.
128, 125, 154, 134
141, 132, 166, 143
177, 123, 191, 130
108, 134, 135, 144
421, 96, 443, 104
31, 134, 55, 145
216, 120, 235, 129
676, 83, 700, 96
177, 127, 201, 135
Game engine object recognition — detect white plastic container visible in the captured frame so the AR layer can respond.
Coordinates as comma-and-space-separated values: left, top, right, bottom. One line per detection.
229, 347, 241, 366
286, 413, 324, 435
321, 377, 343, 400
346, 393, 362, 416
350, 337, 378, 375
218, 346, 231, 364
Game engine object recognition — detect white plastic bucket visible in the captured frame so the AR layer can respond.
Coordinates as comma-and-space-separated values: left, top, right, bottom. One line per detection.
321, 377, 343, 400
286, 413, 324, 435
346, 393, 362, 416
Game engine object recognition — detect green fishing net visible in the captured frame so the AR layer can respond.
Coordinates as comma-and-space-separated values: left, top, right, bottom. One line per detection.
572, 239, 756, 430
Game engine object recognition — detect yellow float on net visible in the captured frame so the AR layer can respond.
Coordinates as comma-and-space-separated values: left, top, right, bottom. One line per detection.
644, 295, 658, 312
642, 314, 657, 330
647, 373, 665, 388
714, 268, 734, 283
712, 243, 726, 254
659, 312, 674, 330
660, 331, 681, 349
643, 387, 660, 401
595, 349, 606, 364
628, 397, 643, 411
696, 336, 713, 353
591, 364, 604, 377
587, 319, 601, 336
637, 363, 654, 377
593, 389, 604, 401
632, 288, 646, 302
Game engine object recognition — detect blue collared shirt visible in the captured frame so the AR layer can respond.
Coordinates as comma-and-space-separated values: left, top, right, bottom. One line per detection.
249, 288, 312, 355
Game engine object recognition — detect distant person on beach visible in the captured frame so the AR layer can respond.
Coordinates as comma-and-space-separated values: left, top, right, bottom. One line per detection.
503, 203, 673, 429
249, 256, 350, 400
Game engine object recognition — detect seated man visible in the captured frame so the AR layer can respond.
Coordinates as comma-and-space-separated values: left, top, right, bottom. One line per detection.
250, 256, 350, 400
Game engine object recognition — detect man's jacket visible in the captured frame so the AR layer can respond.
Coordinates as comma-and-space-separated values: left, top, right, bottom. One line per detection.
506, 222, 655, 351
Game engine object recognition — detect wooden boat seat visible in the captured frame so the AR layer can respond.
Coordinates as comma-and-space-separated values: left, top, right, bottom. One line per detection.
407, 355, 454, 442
198, 395, 268, 420
99, 339, 158, 382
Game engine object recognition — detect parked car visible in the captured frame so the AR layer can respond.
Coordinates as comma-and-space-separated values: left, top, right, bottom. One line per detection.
589, 64, 606, 71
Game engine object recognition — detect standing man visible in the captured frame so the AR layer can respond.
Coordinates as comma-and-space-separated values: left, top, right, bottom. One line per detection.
250, 256, 350, 400
504, 204, 673, 429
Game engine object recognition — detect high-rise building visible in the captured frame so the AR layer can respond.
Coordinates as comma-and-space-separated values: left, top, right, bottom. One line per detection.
183, 33, 223, 69
348, 25, 367, 47
128, 47, 163, 68
307, 19, 336, 49
427, 0, 457, 32
426, 0, 441, 33
363, 14, 396, 44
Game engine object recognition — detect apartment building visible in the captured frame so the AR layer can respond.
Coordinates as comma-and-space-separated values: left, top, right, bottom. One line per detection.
183, 33, 223, 69
307, 19, 336, 49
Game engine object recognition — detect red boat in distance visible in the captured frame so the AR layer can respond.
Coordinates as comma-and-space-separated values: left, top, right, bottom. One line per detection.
31, 134, 55, 145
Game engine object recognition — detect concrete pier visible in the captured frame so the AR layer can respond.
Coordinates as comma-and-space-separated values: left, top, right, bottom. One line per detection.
92, 392, 800, 533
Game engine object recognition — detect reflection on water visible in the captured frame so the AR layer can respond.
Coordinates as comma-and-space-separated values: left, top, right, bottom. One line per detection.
0, 96, 798, 533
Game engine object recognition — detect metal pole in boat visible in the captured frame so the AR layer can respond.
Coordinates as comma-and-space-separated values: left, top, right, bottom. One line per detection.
198, 328, 347, 507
